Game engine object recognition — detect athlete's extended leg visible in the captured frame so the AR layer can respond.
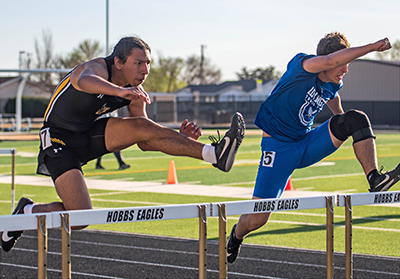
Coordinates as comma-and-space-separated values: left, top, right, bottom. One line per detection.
330, 109, 400, 192
104, 113, 245, 172
106, 117, 204, 157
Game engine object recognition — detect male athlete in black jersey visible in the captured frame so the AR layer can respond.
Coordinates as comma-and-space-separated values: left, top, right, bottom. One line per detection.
1, 36, 245, 252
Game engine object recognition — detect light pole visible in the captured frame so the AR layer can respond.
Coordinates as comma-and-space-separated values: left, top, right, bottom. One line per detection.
199, 45, 206, 84
18, 51, 25, 76
106, 0, 109, 55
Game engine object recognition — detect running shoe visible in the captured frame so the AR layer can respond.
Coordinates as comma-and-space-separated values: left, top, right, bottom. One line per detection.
210, 112, 245, 172
1, 197, 34, 252
369, 164, 400, 192
96, 164, 105, 170
227, 224, 242, 263
119, 163, 131, 170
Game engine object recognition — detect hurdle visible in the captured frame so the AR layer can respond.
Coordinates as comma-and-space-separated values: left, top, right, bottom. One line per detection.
0, 203, 210, 279
212, 195, 335, 279
0, 212, 52, 278
0, 148, 17, 212
337, 190, 400, 279
1, 196, 336, 279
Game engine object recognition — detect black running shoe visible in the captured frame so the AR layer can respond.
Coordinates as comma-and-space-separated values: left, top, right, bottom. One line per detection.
227, 224, 242, 263
209, 112, 245, 172
1, 197, 34, 252
119, 163, 131, 170
96, 164, 105, 170
369, 164, 400, 192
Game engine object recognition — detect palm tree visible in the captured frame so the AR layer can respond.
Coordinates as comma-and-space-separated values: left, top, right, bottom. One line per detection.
61, 39, 103, 69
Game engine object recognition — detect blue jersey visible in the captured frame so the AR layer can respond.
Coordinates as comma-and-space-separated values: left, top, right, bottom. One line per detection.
254, 53, 342, 141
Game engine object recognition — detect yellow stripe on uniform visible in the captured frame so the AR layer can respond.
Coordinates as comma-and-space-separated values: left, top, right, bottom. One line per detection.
43, 74, 71, 120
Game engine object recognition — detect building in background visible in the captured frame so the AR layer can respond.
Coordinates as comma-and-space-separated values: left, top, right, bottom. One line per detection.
315, 59, 400, 128
1, 59, 399, 129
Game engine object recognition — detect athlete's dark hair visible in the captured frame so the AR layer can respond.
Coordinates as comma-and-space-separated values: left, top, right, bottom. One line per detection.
317, 31, 350, 56
111, 36, 151, 63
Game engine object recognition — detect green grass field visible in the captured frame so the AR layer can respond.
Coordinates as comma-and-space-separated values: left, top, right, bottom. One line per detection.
0, 130, 400, 257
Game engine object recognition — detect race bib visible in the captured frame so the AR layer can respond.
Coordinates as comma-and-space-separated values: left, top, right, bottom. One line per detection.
262, 151, 276, 167
39, 128, 52, 150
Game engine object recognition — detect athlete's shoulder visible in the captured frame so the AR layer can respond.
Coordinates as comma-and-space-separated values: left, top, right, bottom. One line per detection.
288, 53, 315, 67
73, 58, 107, 75
70, 58, 108, 88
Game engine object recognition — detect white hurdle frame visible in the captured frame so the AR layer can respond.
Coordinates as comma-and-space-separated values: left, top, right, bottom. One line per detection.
0, 203, 210, 279
212, 195, 335, 279
0, 148, 17, 212
337, 190, 400, 279
1, 195, 337, 279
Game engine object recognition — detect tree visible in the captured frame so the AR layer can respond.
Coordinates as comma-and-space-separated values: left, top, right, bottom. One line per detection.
236, 66, 281, 80
159, 57, 185, 93
183, 55, 221, 85
143, 56, 186, 93
33, 30, 58, 91
376, 39, 400, 61
60, 39, 103, 68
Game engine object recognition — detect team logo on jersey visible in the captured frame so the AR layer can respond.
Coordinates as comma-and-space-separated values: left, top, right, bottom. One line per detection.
51, 137, 66, 146
96, 103, 110, 115
299, 87, 327, 126
53, 147, 63, 153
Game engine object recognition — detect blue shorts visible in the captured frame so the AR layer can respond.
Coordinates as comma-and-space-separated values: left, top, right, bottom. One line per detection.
253, 120, 337, 199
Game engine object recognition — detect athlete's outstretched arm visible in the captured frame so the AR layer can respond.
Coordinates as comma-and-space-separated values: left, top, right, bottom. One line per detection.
70, 58, 150, 104
128, 98, 147, 118
303, 38, 391, 73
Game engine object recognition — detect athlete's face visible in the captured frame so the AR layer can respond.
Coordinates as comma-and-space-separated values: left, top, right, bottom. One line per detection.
121, 48, 151, 86
321, 64, 348, 84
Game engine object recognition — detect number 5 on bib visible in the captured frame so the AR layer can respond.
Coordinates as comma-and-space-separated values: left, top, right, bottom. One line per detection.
262, 151, 276, 167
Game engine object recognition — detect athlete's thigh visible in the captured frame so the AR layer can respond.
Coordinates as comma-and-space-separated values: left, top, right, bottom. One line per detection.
253, 137, 302, 199
103, 116, 155, 152
298, 120, 338, 169
54, 169, 92, 211
85, 118, 111, 161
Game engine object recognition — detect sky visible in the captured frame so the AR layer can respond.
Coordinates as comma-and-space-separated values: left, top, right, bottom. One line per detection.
1, 0, 400, 81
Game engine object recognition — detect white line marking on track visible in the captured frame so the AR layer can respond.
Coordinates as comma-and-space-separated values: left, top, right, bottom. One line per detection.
9, 247, 276, 279
0, 261, 126, 278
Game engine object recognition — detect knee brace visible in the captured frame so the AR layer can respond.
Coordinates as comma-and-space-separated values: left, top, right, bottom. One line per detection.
330, 110, 376, 144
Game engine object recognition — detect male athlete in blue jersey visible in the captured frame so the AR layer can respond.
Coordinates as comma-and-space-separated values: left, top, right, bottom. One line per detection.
227, 32, 400, 263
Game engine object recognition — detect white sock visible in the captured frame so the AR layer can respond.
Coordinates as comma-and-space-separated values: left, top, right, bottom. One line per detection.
202, 144, 217, 164
23, 204, 35, 214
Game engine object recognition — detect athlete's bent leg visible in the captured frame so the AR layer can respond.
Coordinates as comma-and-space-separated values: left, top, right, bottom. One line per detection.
236, 210, 272, 239
33, 169, 92, 230
330, 110, 377, 174
330, 110, 400, 192
227, 197, 273, 263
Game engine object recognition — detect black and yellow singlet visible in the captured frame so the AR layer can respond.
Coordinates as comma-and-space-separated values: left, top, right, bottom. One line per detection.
43, 56, 130, 132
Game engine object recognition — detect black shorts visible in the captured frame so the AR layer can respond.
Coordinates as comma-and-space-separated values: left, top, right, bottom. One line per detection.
37, 118, 111, 181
